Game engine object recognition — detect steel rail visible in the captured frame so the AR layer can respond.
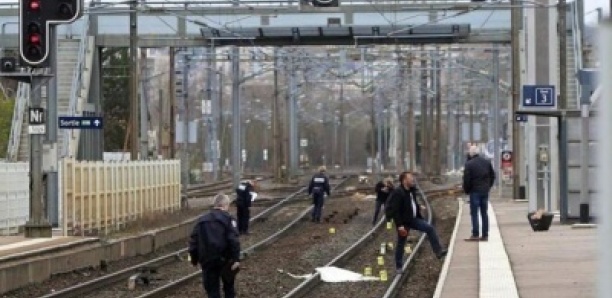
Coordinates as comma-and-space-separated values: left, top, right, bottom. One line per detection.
281, 177, 437, 298
39, 176, 351, 298
131, 176, 354, 298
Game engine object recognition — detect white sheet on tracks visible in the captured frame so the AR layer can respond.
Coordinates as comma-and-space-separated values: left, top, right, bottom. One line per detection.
279, 266, 379, 282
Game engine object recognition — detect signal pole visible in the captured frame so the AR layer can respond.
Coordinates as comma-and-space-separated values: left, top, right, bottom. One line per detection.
129, 0, 139, 160
15, 0, 84, 237
25, 76, 52, 237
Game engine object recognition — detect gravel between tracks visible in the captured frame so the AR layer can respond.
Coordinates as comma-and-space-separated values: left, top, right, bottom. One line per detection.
0, 188, 303, 298
167, 194, 374, 298
396, 197, 458, 298
305, 195, 458, 298
0, 240, 191, 298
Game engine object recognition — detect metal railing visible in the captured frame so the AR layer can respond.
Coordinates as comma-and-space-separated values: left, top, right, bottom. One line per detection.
6, 82, 29, 162
62, 14, 91, 158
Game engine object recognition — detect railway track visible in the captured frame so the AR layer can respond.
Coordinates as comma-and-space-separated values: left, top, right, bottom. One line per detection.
281, 180, 463, 298
37, 176, 354, 298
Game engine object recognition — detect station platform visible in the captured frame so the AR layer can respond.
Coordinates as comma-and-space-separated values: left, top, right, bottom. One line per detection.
0, 232, 99, 264
436, 195, 597, 298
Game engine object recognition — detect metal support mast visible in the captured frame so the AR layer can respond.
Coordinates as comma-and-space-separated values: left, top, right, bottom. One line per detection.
288, 56, 298, 177
272, 47, 281, 181
45, 27, 59, 227
129, 0, 139, 160
558, 0, 569, 223
435, 49, 442, 175
511, 0, 522, 200
231, 46, 241, 188
25, 76, 52, 237
493, 46, 501, 195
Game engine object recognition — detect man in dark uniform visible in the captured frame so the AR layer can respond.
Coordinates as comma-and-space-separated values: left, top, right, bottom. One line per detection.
386, 172, 447, 274
235, 180, 255, 235
308, 166, 331, 223
373, 177, 393, 225
189, 194, 241, 298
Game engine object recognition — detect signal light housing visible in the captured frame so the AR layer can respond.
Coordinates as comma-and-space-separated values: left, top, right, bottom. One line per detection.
19, 0, 84, 67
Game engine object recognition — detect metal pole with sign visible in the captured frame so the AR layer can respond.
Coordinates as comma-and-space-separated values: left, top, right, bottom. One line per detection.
26, 77, 52, 237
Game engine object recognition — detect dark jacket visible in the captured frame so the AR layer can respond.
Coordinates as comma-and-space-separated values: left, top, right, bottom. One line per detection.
308, 173, 330, 196
385, 186, 423, 227
235, 182, 254, 208
375, 181, 392, 203
463, 154, 496, 194
188, 209, 240, 267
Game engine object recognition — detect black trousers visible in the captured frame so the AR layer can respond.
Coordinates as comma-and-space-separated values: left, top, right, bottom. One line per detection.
202, 260, 236, 298
236, 206, 250, 233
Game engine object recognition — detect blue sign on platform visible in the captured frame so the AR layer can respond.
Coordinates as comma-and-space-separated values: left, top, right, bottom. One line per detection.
515, 114, 528, 122
58, 117, 104, 129
522, 85, 556, 107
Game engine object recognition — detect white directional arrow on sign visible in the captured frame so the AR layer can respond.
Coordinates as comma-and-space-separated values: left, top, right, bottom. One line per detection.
94, 120, 101, 127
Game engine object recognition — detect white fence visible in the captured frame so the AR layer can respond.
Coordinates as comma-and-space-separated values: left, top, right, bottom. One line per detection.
0, 162, 29, 235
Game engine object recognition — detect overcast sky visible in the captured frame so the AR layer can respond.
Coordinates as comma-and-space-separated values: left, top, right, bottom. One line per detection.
584, 0, 610, 23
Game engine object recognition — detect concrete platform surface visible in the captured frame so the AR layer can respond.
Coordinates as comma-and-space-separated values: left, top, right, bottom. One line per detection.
437, 195, 597, 298
495, 201, 597, 298
0, 235, 99, 263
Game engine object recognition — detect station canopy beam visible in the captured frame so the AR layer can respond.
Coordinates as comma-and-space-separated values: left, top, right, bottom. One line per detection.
199, 24, 471, 46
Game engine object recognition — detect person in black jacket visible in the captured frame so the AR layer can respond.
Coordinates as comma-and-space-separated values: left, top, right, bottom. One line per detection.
189, 194, 241, 298
463, 145, 496, 241
308, 166, 331, 223
373, 178, 393, 225
386, 172, 447, 273
235, 180, 255, 235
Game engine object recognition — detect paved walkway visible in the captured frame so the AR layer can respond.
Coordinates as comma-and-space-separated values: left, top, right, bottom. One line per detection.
436, 196, 597, 298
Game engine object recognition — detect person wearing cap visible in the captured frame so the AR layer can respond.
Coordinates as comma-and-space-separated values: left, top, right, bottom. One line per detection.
463, 145, 496, 241
373, 177, 394, 225
235, 180, 256, 235
189, 193, 241, 298
308, 166, 331, 223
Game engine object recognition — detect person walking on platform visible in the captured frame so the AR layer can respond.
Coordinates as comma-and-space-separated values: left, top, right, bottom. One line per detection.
386, 171, 447, 273
189, 194, 241, 298
308, 166, 331, 223
235, 180, 256, 235
463, 145, 496, 241
373, 177, 394, 225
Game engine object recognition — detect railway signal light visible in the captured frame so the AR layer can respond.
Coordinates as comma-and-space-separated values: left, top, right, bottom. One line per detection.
19, 0, 84, 67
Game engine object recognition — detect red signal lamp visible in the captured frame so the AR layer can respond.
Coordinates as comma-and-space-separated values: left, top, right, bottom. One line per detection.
29, 0, 41, 10
29, 33, 41, 45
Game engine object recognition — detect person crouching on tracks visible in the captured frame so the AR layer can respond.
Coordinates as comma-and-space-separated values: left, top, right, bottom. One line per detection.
235, 180, 256, 235
308, 166, 331, 223
189, 194, 241, 298
373, 177, 394, 225
386, 172, 447, 274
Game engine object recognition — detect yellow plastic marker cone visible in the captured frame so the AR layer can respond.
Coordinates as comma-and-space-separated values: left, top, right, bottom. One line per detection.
329, 227, 336, 234
364, 266, 372, 276
386, 221, 392, 230
380, 270, 388, 281
405, 245, 412, 254
387, 242, 394, 249
377, 256, 384, 266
